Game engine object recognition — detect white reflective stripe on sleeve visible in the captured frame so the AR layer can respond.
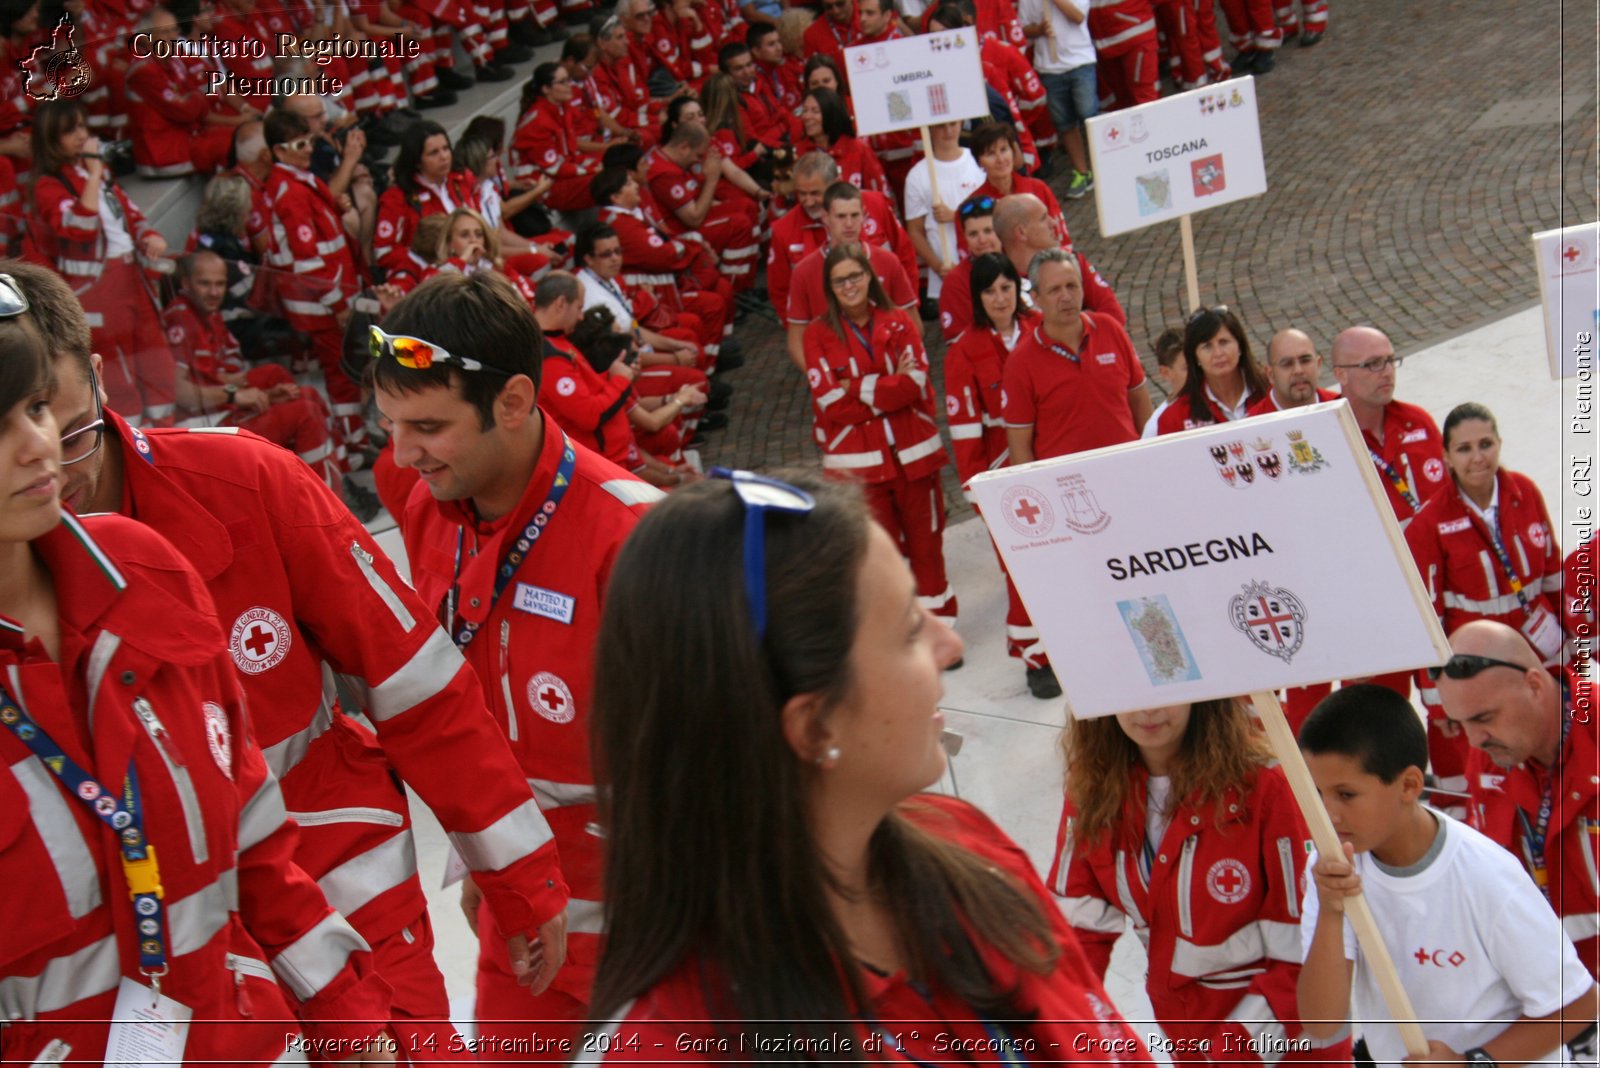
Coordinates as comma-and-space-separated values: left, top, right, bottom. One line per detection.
270, 911, 371, 1002
948, 422, 983, 440
449, 797, 557, 872
0, 935, 119, 1019
568, 896, 605, 935
599, 479, 666, 507
1442, 589, 1524, 615
1277, 836, 1299, 919
282, 298, 333, 316
528, 777, 597, 810
1062, 895, 1126, 934
1112, 850, 1147, 928
262, 688, 337, 779
238, 774, 290, 853
822, 449, 885, 470
82, 312, 104, 328
898, 435, 946, 466
859, 374, 879, 409
167, 868, 238, 955
1224, 993, 1289, 1065
11, 756, 101, 918
316, 832, 419, 917
1564, 912, 1600, 942
315, 236, 346, 255
1051, 821, 1073, 896
368, 628, 463, 723
286, 806, 404, 827
817, 386, 847, 410
59, 257, 102, 276
1543, 572, 1565, 592
1170, 919, 1296, 977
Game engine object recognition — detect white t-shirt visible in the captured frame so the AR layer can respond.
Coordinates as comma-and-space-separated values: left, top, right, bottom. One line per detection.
1301, 810, 1592, 1068
1144, 775, 1172, 858
1015, 0, 1095, 74
902, 150, 986, 298
1141, 399, 1171, 440
579, 268, 635, 330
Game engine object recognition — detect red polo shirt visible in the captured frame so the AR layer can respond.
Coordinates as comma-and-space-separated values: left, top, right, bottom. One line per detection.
1003, 312, 1145, 459
786, 242, 918, 326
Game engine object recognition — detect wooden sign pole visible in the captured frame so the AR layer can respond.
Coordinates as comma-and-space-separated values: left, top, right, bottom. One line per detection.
920, 124, 952, 269
1179, 213, 1201, 313
1249, 690, 1430, 1058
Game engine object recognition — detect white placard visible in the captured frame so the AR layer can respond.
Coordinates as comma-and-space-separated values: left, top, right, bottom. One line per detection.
1532, 222, 1599, 379
1086, 77, 1267, 238
844, 28, 988, 138
969, 402, 1448, 718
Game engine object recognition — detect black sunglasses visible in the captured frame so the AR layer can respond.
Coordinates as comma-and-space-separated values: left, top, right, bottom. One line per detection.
1426, 653, 1530, 682
1186, 303, 1230, 325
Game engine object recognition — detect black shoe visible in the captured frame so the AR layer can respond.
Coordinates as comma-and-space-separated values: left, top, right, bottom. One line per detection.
497, 43, 536, 64
475, 63, 515, 82
413, 89, 457, 110
363, 125, 401, 149
718, 336, 744, 359
1231, 50, 1258, 74
707, 379, 734, 408
697, 411, 729, 431
561, 8, 593, 26
539, 23, 571, 42
1026, 666, 1062, 699
1250, 49, 1275, 73
919, 296, 939, 321
715, 352, 745, 372
688, 433, 709, 447
437, 66, 475, 91
1298, 30, 1323, 47
509, 19, 542, 45
344, 477, 383, 524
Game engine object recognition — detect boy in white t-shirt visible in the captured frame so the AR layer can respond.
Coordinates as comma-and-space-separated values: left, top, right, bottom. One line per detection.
1297, 685, 1598, 1068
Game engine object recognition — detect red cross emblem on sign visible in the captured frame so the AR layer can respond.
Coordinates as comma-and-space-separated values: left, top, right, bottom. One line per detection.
1014, 497, 1042, 525
1565, 245, 1582, 263
1107, 126, 1121, 142
243, 624, 276, 659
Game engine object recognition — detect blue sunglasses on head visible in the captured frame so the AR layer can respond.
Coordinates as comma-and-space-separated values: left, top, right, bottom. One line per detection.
709, 468, 817, 640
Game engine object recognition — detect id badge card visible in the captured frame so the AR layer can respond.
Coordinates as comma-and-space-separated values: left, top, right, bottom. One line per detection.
1521, 603, 1565, 661
105, 976, 192, 1066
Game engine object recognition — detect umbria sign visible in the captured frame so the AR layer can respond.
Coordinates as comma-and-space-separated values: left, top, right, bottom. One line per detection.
969, 401, 1448, 719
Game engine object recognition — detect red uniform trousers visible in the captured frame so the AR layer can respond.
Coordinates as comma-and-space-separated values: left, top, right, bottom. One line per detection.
401, 0, 494, 64
372, 912, 474, 1061
692, 203, 760, 290
473, 902, 585, 1062
219, 366, 342, 491
87, 258, 177, 427
1097, 36, 1161, 109
1272, 0, 1327, 35
1218, 0, 1283, 53
862, 472, 957, 621
1188, 0, 1231, 76
1154, 0, 1209, 87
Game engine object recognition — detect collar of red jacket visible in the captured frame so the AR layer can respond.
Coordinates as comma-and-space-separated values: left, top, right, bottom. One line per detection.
104, 410, 234, 581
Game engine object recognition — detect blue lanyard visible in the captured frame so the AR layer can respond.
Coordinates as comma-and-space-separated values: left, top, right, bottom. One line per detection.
1474, 502, 1534, 612
448, 436, 578, 649
0, 684, 169, 989
1367, 447, 1419, 512
846, 319, 876, 363
1514, 684, 1573, 902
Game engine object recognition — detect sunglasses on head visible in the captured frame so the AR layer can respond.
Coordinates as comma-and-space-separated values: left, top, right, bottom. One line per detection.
370, 325, 499, 373
709, 468, 816, 641
1426, 653, 1530, 682
958, 195, 995, 218
1185, 303, 1230, 325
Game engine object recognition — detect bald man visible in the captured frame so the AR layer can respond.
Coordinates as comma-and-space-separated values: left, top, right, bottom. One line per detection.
1436, 620, 1600, 982
1246, 328, 1339, 414
993, 193, 1125, 323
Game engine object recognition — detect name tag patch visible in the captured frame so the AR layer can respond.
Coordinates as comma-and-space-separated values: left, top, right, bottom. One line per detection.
1096, 352, 1119, 365
513, 583, 576, 624
1401, 428, 1429, 444
1437, 517, 1472, 535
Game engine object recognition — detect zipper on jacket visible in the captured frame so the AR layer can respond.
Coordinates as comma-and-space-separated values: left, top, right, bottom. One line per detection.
133, 697, 209, 864
499, 619, 519, 742
1176, 836, 1198, 939
226, 953, 255, 1017
351, 541, 416, 630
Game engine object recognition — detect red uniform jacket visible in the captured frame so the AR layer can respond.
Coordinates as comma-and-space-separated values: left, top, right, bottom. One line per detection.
940, 250, 1120, 344
1363, 399, 1449, 528
108, 417, 568, 949
756, 55, 803, 113
1566, 535, 1596, 640
803, 10, 858, 68
1467, 678, 1600, 976
264, 163, 363, 329
373, 170, 481, 280
600, 204, 705, 285
122, 54, 213, 176
540, 334, 641, 470
803, 307, 947, 485
1244, 387, 1341, 416
513, 98, 601, 186
27, 166, 156, 293
976, 0, 1029, 49
1155, 387, 1263, 435
786, 242, 918, 326
1051, 764, 1319, 1054
765, 206, 824, 320
401, 422, 662, 999
591, 53, 656, 133
946, 320, 1031, 487
585, 796, 1151, 1064
1087, 0, 1157, 56
0, 512, 390, 1063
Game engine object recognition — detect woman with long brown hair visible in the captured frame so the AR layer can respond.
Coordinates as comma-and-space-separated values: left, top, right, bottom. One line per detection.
1155, 304, 1271, 434
580, 471, 1145, 1061
1051, 699, 1336, 1062
804, 243, 956, 622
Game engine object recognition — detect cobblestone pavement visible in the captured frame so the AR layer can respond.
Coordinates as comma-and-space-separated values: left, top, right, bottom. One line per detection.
698, 0, 1598, 520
